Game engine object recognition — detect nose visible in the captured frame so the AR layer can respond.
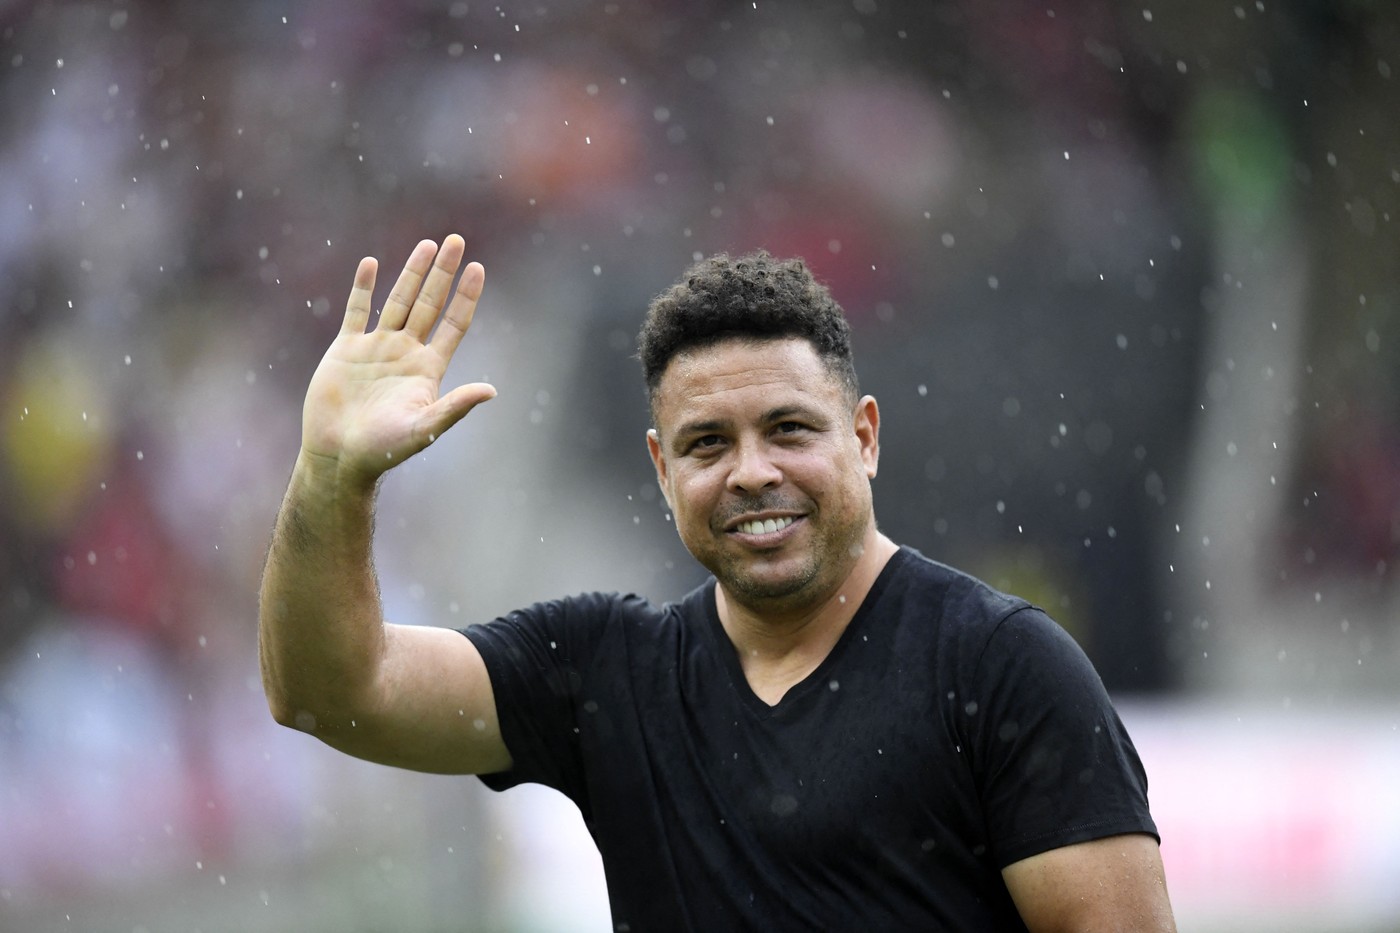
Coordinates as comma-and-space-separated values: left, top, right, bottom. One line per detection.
728, 441, 782, 494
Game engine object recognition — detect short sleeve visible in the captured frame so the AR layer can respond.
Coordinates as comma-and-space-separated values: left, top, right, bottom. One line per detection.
460, 593, 620, 804
964, 607, 1157, 868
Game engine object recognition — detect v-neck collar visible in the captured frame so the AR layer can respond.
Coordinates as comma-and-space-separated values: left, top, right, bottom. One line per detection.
700, 547, 912, 719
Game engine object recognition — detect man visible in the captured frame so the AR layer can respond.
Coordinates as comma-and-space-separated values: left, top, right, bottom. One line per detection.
259, 234, 1177, 931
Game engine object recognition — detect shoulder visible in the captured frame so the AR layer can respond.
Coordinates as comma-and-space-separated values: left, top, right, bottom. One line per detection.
462, 582, 709, 656
891, 547, 1029, 611
883, 547, 1037, 646
880, 548, 1101, 703
466, 591, 655, 645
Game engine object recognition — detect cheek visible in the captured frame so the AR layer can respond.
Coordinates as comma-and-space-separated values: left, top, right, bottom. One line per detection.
670, 472, 717, 520
786, 447, 843, 486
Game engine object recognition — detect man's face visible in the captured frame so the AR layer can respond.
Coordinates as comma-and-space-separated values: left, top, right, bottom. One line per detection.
647, 337, 881, 615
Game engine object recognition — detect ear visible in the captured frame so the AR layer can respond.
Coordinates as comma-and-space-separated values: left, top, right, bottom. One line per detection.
852, 395, 880, 478
646, 428, 675, 509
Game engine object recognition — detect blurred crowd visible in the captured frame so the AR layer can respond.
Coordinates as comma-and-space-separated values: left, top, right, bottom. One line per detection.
0, 0, 1396, 928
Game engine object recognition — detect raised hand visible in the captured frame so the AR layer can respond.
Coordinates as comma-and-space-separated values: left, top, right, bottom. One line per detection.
301, 234, 496, 485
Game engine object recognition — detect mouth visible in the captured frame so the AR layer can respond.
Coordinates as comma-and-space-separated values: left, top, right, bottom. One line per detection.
733, 515, 797, 536
725, 513, 805, 544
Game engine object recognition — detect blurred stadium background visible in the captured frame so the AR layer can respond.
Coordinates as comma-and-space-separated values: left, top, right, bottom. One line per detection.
1, 1, 1397, 930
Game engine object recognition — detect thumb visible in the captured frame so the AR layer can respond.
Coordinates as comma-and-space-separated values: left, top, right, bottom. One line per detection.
416, 382, 497, 445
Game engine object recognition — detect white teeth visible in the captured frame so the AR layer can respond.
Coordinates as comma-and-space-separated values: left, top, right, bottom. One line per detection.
737, 516, 795, 535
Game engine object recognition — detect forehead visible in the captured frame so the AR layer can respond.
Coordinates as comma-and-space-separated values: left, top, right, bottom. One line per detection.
652, 337, 843, 427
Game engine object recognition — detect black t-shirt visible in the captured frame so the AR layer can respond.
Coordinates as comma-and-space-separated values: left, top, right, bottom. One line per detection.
461, 546, 1157, 932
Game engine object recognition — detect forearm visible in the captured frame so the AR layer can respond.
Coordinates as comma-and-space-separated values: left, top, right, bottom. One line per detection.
258, 449, 385, 732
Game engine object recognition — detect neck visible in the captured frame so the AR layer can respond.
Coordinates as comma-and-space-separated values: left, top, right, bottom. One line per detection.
716, 531, 899, 703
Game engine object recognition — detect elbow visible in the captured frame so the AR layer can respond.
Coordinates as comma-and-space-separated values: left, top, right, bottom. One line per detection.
266, 696, 332, 735
258, 640, 314, 731
260, 664, 317, 732
261, 677, 365, 735
263, 690, 307, 731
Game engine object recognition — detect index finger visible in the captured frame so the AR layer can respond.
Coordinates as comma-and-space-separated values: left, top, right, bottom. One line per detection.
428, 261, 485, 360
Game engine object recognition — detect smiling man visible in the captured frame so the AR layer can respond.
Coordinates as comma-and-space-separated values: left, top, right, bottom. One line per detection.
259, 236, 1176, 932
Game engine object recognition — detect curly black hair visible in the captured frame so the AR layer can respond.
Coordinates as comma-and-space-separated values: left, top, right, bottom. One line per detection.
638, 250, 859, 412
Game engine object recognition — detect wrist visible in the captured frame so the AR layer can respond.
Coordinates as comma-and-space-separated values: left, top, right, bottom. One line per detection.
294, 447, 383, 499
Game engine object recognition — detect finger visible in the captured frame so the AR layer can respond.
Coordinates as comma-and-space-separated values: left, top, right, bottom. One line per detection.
378, 239, 437, 332
429, 260, 485, 360
413, 382, 498, 448
341, 257, 378, 335
404, 234, 466, 341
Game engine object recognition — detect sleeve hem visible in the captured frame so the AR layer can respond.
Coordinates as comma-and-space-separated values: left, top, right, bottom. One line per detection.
457, 626, 528, 793
995, 818, 1161, 869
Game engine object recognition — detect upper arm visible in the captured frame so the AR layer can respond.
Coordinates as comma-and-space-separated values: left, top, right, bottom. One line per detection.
967, 608, 1158, 866
313, 622, 512, 776
1002, 833, 1176, 933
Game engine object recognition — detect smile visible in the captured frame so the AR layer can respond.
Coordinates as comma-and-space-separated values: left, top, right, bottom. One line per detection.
734, 516, 796, 536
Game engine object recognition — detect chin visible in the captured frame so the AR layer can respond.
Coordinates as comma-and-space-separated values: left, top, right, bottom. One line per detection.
722, 559, 819, 604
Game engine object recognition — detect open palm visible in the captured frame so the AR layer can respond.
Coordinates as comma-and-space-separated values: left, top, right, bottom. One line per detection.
302, 235, 496, 483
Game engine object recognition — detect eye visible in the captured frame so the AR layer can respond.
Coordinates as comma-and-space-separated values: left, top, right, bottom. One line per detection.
774, 421, 805, 435
691, 434, 724, 451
